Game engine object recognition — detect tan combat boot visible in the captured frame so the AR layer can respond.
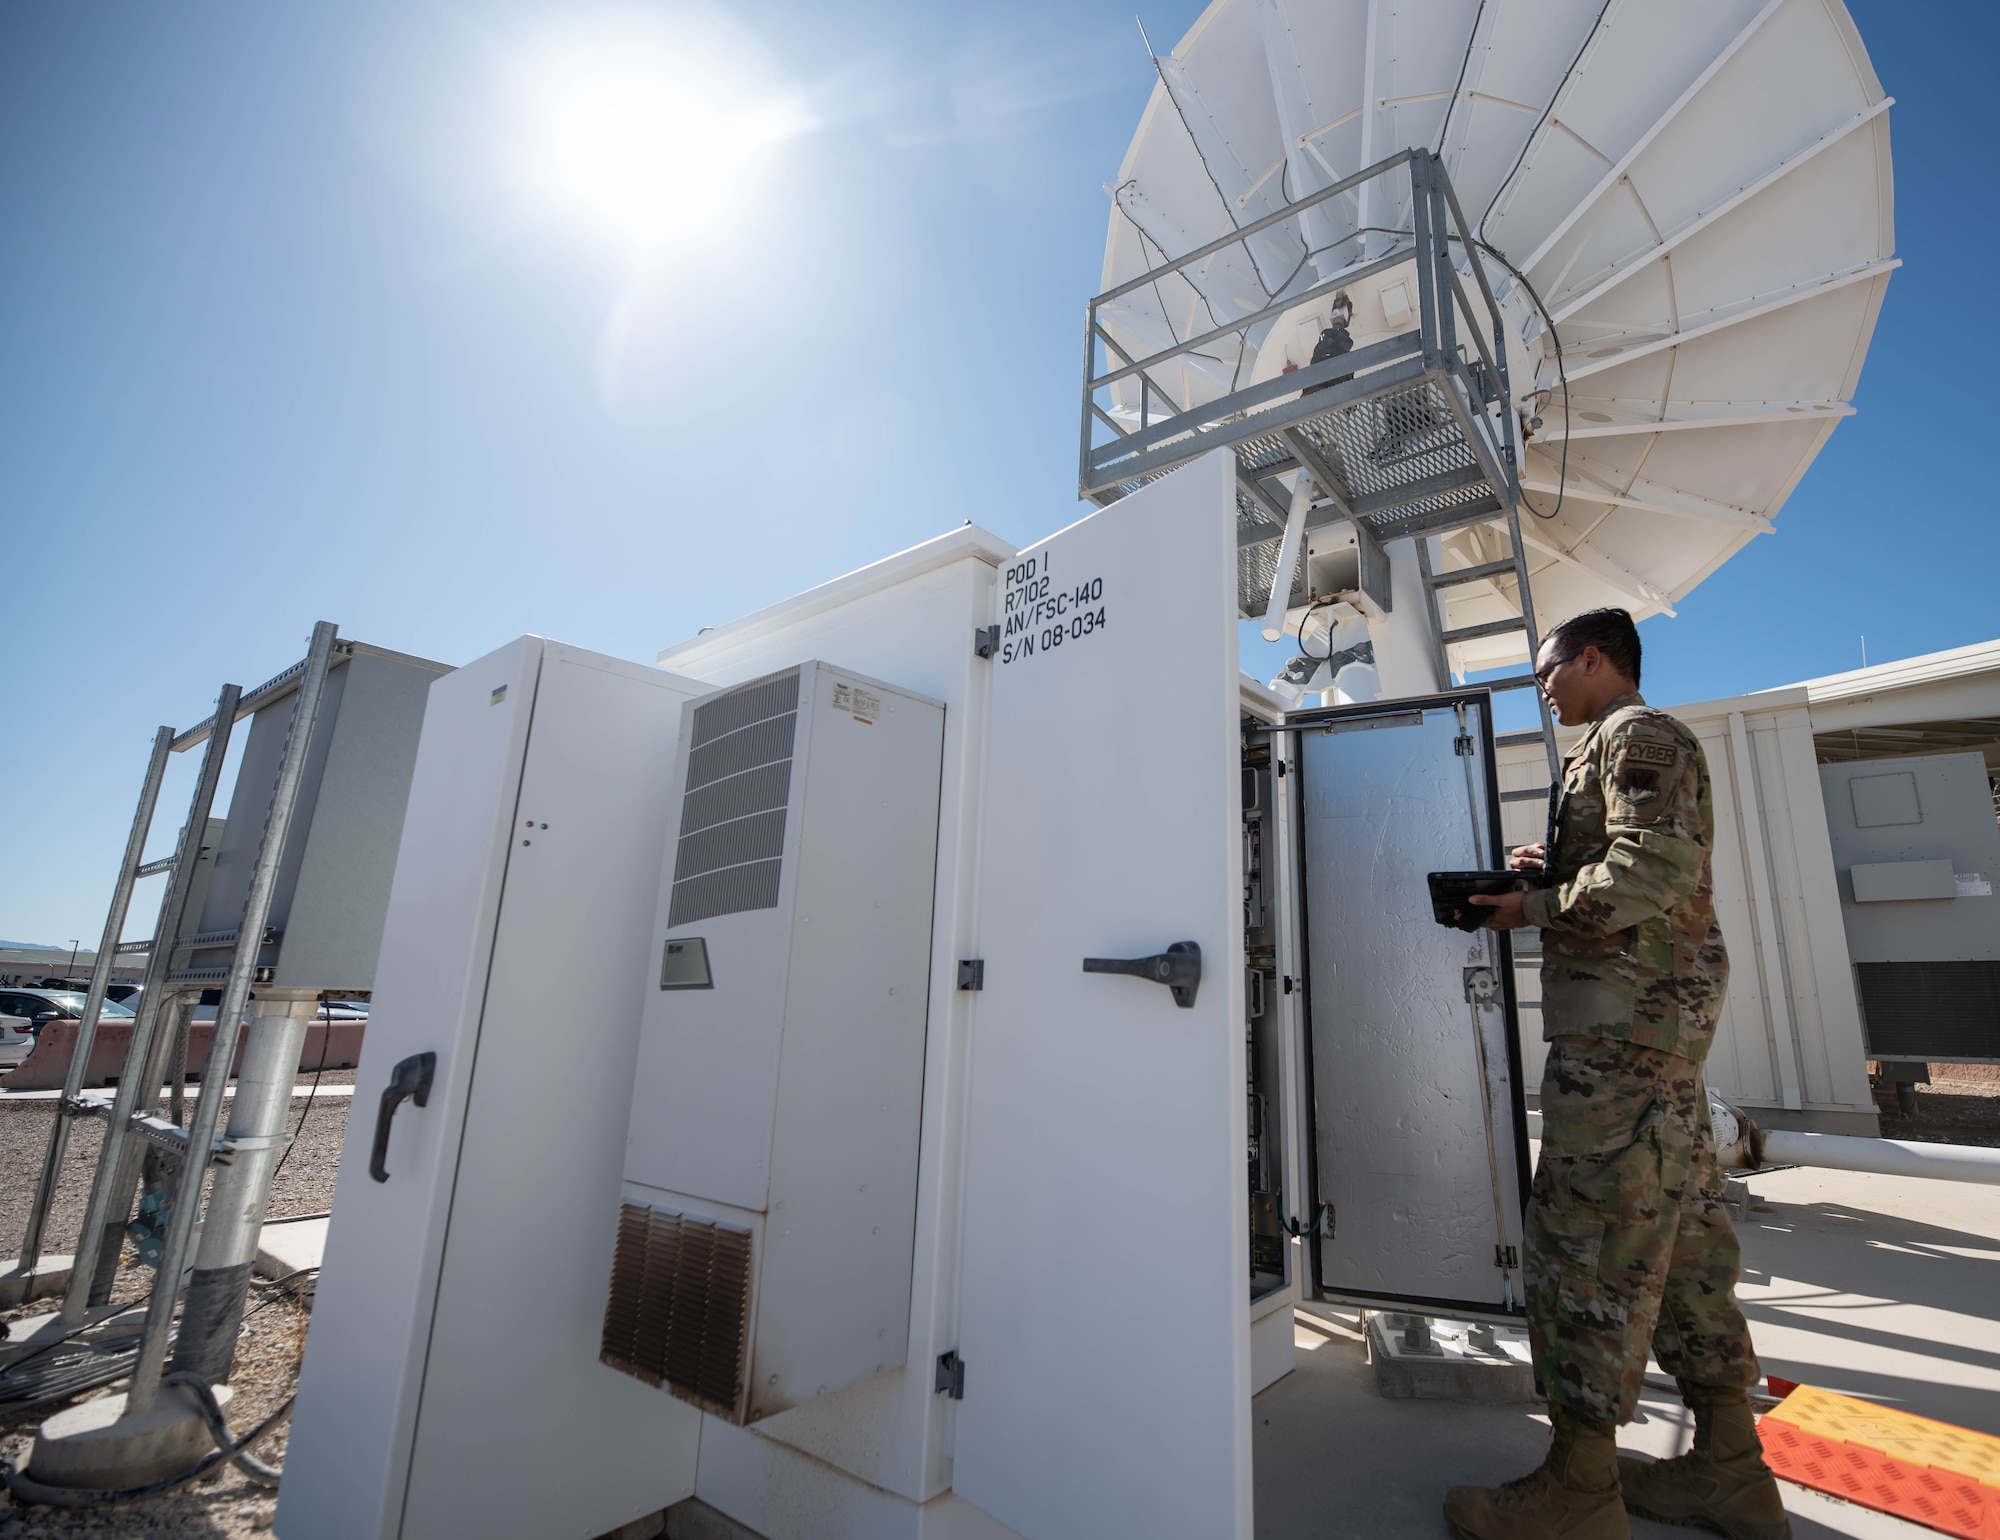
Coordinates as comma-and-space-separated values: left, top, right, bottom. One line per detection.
1618, 1385, 1790, 1540
1442, 1414, 1630, 1540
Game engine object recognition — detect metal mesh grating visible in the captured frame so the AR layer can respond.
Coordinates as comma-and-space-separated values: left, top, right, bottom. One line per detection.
1231, 377, 1504, 615
668, 669, 799, 927
1306, 379, 1474, 502
601, 1203, 753, 1419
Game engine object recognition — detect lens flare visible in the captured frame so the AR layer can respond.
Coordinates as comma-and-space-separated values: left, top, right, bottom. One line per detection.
519, 9, 810, 261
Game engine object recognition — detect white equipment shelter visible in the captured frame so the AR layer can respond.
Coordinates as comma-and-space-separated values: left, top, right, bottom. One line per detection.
280, 453, 1538, 1539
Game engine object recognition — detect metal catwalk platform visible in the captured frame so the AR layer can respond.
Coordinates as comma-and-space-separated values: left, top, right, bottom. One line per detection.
1079, 149, 1524, 621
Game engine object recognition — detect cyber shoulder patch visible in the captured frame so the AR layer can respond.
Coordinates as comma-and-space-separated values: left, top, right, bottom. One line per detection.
1621, 739, 1681, 768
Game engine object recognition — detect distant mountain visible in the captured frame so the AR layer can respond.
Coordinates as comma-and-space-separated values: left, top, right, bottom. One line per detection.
0, 941, 64, 951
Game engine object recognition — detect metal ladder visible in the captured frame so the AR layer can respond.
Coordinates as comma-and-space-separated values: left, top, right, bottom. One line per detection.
8, 624, 340, 1419
1412, 501, 1562, 796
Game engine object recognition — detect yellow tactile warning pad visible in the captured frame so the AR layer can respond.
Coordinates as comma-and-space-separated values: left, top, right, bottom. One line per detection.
1768, 1387, 2000, 1488
1760, 1385, 2000, 1539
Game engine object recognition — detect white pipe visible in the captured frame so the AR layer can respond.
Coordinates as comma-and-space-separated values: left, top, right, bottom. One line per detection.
1761, 1130, 2000, 1186
1261, 474, 1315, 642
1526, 1108, 2000, 1186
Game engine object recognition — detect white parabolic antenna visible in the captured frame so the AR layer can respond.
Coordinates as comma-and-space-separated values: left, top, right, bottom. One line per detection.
1090, 0, 1895, 678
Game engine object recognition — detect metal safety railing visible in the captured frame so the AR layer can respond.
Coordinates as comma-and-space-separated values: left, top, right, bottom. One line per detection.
1079, 148, 1523, 558
1081, 146, 1561, 774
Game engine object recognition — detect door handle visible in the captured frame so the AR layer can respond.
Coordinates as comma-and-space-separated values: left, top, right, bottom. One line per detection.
369, 1051, 436, 1183
1082, 941, 1201, 1008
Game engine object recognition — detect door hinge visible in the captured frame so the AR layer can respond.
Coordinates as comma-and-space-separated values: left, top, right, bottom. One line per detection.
957, 959, 984, 991
1495, 1244, 1519, 1269
1276, 760, 1286, 778
973, 625, 1000, 659
935, 1349, 966, 1399
1281, 975, 1294, 995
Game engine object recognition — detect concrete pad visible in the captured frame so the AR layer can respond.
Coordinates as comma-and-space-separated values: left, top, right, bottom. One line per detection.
255, 1215, 328, 1281
1733, 1164, 2000, 1437
26, 1382, 231, 1489
0, 1253, 72, 1307
0, 1303, 137, 1369
1254, 1161, 2000, 1539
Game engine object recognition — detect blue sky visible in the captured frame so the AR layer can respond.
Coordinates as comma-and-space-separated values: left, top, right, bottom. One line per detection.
2, 0, 1993, 946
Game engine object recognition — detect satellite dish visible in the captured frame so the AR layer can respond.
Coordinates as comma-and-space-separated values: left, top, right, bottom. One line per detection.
1097, 0, 1894, 678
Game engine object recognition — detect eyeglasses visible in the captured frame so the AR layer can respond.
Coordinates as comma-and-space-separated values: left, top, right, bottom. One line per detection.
1534, 651, 1583, 688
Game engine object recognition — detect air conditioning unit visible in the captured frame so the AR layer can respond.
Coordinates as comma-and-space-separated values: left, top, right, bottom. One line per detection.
603, 661, 946, 1425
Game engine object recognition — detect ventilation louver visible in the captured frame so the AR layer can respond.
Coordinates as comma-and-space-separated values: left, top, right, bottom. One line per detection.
667, 668, 800, 927
1857, 961, 2000, 1059
600, 1203, 753, 1419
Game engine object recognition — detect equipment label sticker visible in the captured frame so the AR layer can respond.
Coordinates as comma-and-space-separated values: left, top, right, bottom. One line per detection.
833, 682, 881, 723
997, 550, 1107, 666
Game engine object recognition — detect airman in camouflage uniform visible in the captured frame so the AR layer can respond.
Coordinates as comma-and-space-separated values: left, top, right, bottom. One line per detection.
1446, 611, 1787, 1540
1521, 691, 1755, 1428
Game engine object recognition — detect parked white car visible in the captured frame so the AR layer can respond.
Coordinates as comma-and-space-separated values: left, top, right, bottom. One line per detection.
0, 1014, 32, 1066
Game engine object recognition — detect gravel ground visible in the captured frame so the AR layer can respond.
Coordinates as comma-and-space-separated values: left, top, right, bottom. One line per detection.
0, 1083, 351, 1260
1870, 1060, 2000, 1148
0, 1260, 311, 1536
0, 1070, 348, 1535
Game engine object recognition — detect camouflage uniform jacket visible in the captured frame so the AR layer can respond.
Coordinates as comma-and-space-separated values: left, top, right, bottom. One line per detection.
1520, 691, 1729, 1062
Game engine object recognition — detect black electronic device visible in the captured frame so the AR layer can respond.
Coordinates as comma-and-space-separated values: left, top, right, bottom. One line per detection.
1426, 871, 1537, 932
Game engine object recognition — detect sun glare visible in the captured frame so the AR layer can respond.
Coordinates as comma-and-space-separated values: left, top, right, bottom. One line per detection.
520, 12, 810, 261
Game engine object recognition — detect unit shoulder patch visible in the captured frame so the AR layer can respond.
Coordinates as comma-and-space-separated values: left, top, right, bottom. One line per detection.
1622, 739, 1681, 769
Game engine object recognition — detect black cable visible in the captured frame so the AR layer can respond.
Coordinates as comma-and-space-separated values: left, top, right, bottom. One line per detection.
1471, 238, 1569, 522
1435, 0, 1488, 161
1474, 0, 1615, 246
268, 1007, 333, 1189
0, 1380, 294, 1508
1148, 54, 1282, 301
0, 1302, 149, 1399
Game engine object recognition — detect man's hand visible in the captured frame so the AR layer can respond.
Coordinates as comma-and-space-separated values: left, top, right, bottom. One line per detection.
1508, 842, 1547, 872
1470, 889, 1530, 930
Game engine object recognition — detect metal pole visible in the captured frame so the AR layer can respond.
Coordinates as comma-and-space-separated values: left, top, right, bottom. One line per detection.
127, 622, 339, 1413
15, 727, 174, 1282
171, 996, 319, 1382
59, 689, 242, 1328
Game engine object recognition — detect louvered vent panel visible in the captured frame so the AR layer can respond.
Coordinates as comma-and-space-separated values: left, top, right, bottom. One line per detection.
600, 1203, 752, 1419
1857, 961, 2000, 1058
668, 668, 800, 927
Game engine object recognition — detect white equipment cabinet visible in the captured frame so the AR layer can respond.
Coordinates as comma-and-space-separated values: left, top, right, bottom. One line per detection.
606, 662, 947, 1426
276, 638, 710, 1540
282, 453, 1532, 1540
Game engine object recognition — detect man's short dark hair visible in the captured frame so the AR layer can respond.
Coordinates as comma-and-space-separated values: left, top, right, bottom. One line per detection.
1546, 608, 1641, 688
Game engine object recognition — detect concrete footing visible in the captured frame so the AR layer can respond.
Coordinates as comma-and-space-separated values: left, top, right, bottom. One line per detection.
0, 1255, 73, 1307
26, 1382, 232, 1490
1365, 1314, 1536, 1402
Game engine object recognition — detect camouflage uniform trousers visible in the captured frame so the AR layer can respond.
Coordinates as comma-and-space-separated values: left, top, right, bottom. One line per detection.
1524, 1034, 1761, 1427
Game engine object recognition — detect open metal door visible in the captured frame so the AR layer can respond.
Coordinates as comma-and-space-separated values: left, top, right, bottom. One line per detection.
954, 450, 1251, 1540
1290, 691, 1532, 1317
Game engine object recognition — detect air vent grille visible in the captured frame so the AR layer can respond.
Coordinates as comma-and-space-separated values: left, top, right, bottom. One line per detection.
668, 668, 800, 927
1857, 960, 2000, 1058
601, 1203, 752, 1419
